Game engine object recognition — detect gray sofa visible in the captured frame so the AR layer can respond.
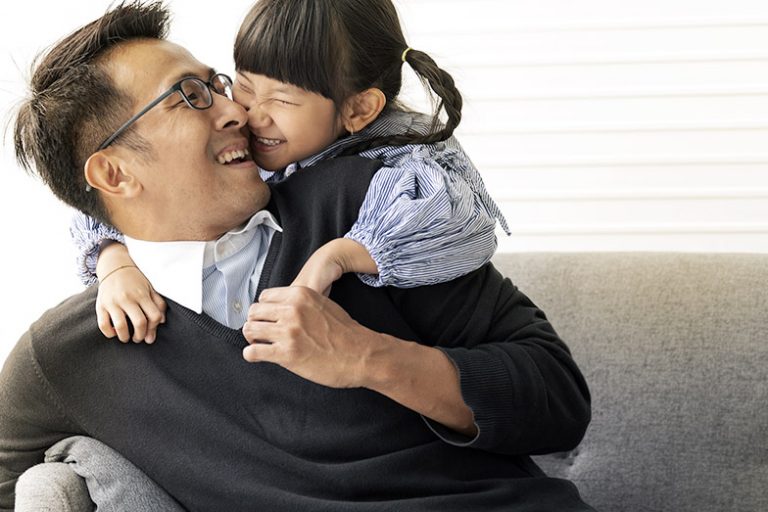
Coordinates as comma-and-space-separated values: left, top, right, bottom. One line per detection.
14, 252, 768, 511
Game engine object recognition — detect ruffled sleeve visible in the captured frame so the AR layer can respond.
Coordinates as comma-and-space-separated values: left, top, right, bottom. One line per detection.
345, 145, 499, 288
69, 211, 125, 286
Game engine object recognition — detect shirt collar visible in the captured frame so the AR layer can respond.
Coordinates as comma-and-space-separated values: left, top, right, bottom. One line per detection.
203, 210, 282, 267
124, 210, 281, 314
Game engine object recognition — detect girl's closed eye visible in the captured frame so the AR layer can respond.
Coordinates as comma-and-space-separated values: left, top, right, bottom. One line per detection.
237, 82, 254, 95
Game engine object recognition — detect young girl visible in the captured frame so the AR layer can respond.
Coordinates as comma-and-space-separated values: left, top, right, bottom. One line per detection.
73, 0, 510, 342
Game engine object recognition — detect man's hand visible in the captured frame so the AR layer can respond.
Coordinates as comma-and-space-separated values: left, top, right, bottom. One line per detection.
242, 286, 477, 436
241, 286, 387, 389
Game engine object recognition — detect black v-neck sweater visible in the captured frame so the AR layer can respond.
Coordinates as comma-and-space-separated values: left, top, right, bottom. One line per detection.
0, 156, 593, 511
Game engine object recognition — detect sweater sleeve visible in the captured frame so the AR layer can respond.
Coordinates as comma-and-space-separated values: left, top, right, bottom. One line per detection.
0, 333, 80, 510
345, 146, 499, 288
70, 211, 125, 286
387, 263, 591, 456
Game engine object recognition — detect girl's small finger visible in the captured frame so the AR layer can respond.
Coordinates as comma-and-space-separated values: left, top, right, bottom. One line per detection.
122, 303, 148, 342
107, 308, 131, 343
97, 307, 117, 338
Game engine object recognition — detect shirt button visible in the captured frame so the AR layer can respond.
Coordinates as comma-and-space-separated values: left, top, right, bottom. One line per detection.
233, 300, 242, 313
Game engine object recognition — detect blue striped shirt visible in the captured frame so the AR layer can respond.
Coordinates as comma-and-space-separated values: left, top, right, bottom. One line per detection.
71, 109, 507, 289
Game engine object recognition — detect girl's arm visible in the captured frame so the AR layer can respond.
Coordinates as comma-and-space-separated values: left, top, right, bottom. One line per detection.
70, 212, 166, 343
292, 142, 505, 295
70, 210, 125, 286
291, 238, 377, 295
350, 142, 506, 288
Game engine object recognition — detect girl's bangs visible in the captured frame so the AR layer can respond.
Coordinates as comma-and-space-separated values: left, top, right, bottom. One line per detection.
234, 2, 341, 101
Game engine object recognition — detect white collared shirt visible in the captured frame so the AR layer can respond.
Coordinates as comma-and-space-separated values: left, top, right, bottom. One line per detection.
125, 211, 282, 328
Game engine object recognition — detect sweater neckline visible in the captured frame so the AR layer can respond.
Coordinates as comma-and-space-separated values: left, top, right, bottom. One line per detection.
161, 226, 282, 348
169, 298, 249, 347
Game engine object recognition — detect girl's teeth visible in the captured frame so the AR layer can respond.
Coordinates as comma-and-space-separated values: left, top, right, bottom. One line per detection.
257, 137, 281, 146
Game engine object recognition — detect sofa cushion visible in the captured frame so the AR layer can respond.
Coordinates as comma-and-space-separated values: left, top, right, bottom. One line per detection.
493, 252, 768, 512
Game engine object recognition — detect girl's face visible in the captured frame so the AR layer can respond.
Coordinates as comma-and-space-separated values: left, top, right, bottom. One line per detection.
233, 71, 346, 172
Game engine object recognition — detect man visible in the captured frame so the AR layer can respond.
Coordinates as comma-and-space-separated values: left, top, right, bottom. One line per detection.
1, 2, 594, 511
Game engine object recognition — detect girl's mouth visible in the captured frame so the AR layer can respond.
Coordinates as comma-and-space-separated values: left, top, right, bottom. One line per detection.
253, 137, 285, 152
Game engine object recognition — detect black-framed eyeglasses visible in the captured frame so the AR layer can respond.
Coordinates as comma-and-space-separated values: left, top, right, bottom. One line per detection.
96, 73, 234, 151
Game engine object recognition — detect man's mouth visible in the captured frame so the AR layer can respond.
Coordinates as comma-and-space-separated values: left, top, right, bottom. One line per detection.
217, 147, 252, 165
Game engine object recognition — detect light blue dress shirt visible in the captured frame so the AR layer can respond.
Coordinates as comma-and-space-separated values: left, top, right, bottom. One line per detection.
124, 212, 281, 328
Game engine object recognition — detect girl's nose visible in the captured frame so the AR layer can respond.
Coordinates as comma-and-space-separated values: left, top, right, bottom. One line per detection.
247, 104, 271, 128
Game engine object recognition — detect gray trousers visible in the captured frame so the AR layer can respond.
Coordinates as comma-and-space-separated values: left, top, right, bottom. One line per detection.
15, 436, 184, 511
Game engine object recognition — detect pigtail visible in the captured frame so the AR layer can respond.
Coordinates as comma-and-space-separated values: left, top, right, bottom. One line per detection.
340, 48, 463, 156
404, 48, 463, 145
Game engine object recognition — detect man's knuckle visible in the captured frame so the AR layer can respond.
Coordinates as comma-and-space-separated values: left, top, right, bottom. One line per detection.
147, 312, 163, 323
286, 325, 303, 339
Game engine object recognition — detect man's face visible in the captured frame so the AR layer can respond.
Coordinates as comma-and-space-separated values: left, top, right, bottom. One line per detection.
104, 39, 269, 241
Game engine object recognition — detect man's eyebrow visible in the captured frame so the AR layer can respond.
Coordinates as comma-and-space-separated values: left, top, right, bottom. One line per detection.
166, 67, 217, 87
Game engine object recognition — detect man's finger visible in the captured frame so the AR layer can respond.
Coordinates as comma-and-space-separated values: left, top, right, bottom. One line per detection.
242, 320, 282, 344
246, 302, 291, 322
242, 342, 279, 363
258, 286, 303, 303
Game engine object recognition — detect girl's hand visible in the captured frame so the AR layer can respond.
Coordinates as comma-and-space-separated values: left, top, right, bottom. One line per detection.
290, 238, 379, 296
96, 265, 166, 343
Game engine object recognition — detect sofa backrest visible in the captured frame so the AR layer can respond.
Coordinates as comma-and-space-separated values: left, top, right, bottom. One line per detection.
492, 252, 768, 512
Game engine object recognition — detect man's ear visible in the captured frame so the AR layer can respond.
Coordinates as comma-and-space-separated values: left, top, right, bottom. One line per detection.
84, 151, 142, 198
341, 88, 387, 134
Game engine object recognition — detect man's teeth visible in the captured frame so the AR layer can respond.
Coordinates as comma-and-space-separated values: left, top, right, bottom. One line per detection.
217, 148, 250, 165
256, 137, 282, 146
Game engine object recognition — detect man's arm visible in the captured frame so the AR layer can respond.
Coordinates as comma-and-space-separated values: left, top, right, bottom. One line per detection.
242, 262, 590, 455
0, 333, 78, 510
386, 262, 591, 454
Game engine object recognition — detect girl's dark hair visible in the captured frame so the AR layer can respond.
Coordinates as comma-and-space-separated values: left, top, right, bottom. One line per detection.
13, 1, 169, 224
234, 0, 462, 155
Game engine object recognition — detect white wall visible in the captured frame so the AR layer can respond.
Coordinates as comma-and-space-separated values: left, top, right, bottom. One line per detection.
1, 0, 767, 363
397, 0, 768, 253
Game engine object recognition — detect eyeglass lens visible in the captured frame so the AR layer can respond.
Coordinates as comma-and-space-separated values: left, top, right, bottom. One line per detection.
180, 79, 212, 108
179, 75, 232, 108
210, 74, 233, 99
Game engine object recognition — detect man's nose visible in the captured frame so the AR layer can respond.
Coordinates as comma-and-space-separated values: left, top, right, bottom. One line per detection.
211, 93, 248, 131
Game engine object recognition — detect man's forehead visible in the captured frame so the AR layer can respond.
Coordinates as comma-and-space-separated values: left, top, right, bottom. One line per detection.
107, 39, 212, 99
